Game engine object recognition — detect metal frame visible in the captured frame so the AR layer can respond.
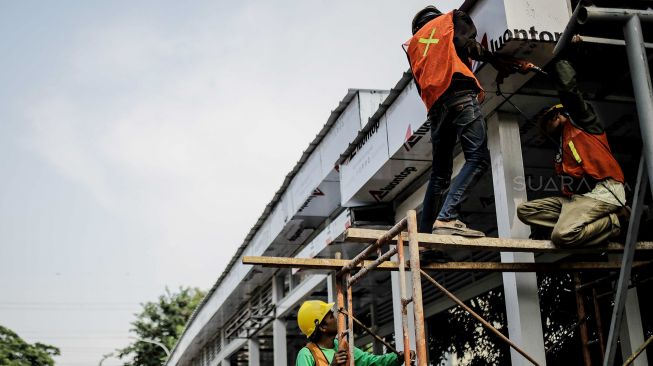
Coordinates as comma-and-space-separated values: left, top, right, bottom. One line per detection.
603, 156, 649, 365
336, 210, 540, 365
242, 209, 653, 365
554, 4, 653, 365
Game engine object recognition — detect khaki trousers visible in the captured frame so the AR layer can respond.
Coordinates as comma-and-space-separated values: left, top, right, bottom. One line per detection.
517, 195, 621, 247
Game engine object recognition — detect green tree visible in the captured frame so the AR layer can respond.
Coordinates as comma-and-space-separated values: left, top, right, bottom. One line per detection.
0, 325, 60, 366
426, 273, 583, 365
118, 287, 205, 366
427, 289, 510, 365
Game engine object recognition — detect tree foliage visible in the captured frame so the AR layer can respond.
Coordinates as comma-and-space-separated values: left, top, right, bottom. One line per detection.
427, 289, 510, 365
118, 287, 205, 366
0, 325, 60, 366
427, 272, 582, 365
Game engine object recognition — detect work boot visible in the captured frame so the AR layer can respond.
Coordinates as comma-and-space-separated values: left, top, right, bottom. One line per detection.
432, 219, 485, 237
419, 249, 452, 264
611, 205, 631, 239
617, 205, 631, 223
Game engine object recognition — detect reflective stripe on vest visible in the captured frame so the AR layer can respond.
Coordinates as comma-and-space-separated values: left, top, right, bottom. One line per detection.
405, 11, 483, 110
567, 140, 582, 164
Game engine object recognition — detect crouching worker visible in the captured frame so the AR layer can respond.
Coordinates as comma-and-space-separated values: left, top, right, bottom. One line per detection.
296, 300, 409, 365
517, 60, 629, 247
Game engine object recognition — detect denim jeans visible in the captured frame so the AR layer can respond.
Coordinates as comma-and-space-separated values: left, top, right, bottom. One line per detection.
418, 92, 490, 233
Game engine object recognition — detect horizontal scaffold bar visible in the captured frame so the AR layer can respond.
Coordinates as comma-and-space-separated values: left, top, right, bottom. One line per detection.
242, 256, 651, 273
345, 228, 653, 253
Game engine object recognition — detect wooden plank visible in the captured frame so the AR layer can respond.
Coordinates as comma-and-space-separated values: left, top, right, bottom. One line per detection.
242, 256, 651, 272
243, 256, 396, 270
344, 228, 653, 253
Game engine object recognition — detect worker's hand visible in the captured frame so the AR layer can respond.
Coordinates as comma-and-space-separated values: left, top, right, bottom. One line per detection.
330, 349, 348, 365
491, 55, 535, 84
490, 55, 518, 75
493, 55, 532, 73
396, 350, 416, 364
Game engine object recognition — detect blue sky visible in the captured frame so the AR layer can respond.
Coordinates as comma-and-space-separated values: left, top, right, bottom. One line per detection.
0, 1, 458, 365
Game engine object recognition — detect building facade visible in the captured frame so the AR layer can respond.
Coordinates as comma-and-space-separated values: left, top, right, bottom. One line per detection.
166, 1, 652, 365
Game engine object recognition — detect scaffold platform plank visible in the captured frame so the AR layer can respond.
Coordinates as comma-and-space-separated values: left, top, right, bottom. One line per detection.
242, 256, 651, 272
344, 228, 653, 253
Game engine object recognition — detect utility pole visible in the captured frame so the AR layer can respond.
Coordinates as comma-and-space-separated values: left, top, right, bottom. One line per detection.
131, 337, 171, 358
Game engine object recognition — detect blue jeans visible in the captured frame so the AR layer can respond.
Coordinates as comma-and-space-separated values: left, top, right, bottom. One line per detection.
419, 92, 490, 233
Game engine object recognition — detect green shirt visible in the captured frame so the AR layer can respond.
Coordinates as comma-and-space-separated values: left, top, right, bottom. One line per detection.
295, 339, 399, 366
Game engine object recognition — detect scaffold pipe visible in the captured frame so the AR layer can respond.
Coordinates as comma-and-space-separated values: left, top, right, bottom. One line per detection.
338, 217, 407, 276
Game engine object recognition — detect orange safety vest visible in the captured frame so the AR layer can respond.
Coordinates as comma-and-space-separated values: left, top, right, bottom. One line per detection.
405, 11, 483, 110
555, 122, 624, 186
306, 339, 350, 366
306, 343, 330, 366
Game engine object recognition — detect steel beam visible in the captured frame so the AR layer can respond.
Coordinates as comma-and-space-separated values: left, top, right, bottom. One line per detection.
488, 111, 546, 365
243, 256, 651, 272
571, 35, 653, 49
578, 6, 653, 25
271, 275, 287, 366
619, 288, 648, 365
554, 5, 653, 55
247, 337, 259, 366
553, 0, 583, 56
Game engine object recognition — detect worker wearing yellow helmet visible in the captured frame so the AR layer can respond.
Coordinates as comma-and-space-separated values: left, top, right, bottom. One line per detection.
295, 300, 408, 366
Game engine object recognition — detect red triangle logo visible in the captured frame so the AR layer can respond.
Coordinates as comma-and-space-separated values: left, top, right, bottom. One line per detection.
404, 124, 413, 142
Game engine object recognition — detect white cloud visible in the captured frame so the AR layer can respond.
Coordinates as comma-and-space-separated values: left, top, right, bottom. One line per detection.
5, 1, 459, 364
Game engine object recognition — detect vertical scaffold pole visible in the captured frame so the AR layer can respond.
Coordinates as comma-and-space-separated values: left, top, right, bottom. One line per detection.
624, 15, 653, 194
397, 232, 412, 366
603, 155, 649, 366
346, 273, 355, 366
335, 252, 347, 356
574, 274, 592, 366
604, 13, 653, 366
592, 288, 606, 361
407, 210, 428, 365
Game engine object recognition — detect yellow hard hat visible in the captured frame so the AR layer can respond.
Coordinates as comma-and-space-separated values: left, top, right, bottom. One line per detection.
535, 103, 566, 130
297, 300, 335, 338
543, 103, 565, 116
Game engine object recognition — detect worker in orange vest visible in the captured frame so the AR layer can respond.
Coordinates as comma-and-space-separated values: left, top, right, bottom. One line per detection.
517, 60, 629, 247
295, 300, 410, 365
405, 6, 528, 240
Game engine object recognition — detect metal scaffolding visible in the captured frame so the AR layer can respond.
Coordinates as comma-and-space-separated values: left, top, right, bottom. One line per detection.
554, 3, 653, 365
243, 209, 653, 366
240, 5, 653, 364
